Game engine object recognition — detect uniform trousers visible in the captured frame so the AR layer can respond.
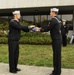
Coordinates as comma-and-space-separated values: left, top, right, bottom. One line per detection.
52, 39, 61, 75
8, 40, 19, 71
62, 35, 67, 46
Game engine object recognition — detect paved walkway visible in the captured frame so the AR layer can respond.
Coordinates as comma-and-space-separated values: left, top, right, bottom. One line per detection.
0, 63, 74, 75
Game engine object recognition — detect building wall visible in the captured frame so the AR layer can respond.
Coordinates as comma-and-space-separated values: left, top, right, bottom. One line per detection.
0, 0, 74, 9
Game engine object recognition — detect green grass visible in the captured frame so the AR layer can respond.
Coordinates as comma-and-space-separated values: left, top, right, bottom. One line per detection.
0, 44, 74, 69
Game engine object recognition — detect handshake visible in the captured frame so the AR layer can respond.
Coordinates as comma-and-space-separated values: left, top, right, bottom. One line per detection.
28, 25, 41, 32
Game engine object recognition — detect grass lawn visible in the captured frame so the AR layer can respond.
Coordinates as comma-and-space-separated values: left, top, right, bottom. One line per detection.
0, 44, 74, 69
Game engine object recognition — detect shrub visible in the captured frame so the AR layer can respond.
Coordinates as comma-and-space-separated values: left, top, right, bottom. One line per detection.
0, 37, 8, 44
0, 32, 52, 45
20, 32, 52, 45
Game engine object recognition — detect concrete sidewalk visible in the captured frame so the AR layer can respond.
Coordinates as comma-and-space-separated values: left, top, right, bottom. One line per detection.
0, 63, 74, 75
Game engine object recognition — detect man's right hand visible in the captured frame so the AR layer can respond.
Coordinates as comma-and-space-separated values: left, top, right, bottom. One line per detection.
28, 25, 35, 29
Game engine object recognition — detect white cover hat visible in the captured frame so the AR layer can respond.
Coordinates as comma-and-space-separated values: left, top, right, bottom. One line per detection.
50, 8, 59, 12
12, 10, 20, 15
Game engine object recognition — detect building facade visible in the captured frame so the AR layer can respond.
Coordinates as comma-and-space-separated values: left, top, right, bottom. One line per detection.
0, 0, 74, 15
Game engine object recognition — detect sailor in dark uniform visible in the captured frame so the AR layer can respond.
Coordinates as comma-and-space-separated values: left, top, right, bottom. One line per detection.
61, 19, 68, 46
34, 8, 62, 75
8, 10, 35, 73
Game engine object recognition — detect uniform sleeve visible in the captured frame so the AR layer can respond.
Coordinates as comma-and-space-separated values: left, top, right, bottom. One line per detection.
40, 19, 56, 32
66, 25, 69, 34
10, 21, 29, 32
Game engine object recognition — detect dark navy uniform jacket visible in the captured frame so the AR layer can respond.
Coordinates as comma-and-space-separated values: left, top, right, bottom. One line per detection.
8, 19, 29, 40
61, 24, 68, 35
41, 16, 61, 40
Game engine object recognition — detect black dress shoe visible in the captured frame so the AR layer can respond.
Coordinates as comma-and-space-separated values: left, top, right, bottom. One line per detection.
16, 68, 21, 71
10, 69, 17, 73
50, 72, 61, 75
